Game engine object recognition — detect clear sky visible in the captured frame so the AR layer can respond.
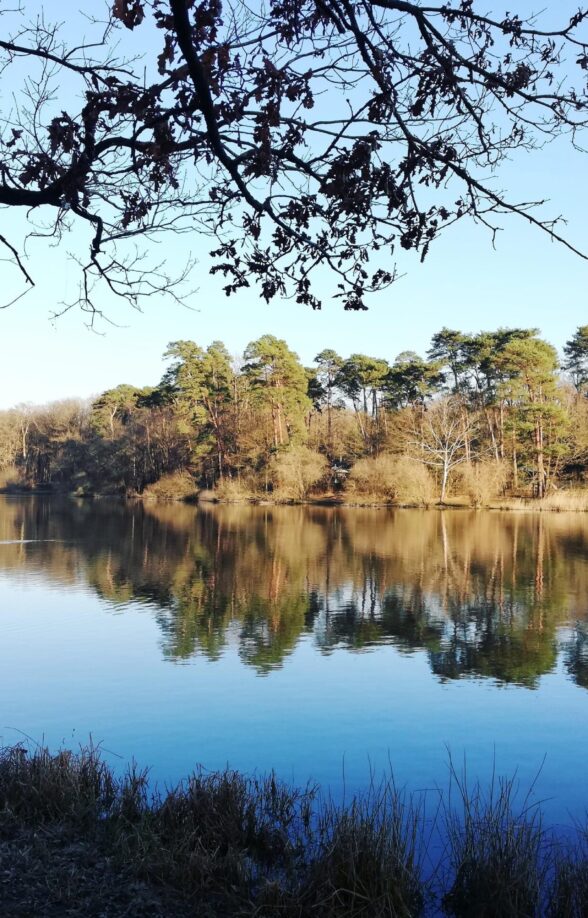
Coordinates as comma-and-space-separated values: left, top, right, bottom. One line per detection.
0, 2, 587, 409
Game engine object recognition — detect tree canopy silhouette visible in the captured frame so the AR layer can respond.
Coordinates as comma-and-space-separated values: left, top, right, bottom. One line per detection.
1, 0, 587, 316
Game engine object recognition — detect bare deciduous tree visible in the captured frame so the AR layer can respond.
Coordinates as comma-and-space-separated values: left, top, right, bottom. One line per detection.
407, 396, 476, 501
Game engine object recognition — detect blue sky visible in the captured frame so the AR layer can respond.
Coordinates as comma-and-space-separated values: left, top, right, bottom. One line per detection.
0, 2, 587, 408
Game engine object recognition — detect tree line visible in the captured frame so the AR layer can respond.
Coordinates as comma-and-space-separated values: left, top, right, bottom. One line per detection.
2, 326, 588, 503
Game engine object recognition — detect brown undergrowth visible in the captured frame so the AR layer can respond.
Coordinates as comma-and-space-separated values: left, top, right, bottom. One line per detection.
0, 744, 587, 917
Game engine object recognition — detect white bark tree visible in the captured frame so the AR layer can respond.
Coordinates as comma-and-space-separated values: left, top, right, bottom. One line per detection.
408, 398, 476, 503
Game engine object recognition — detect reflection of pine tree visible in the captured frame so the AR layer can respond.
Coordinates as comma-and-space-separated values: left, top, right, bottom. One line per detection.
565, 626, 588, 689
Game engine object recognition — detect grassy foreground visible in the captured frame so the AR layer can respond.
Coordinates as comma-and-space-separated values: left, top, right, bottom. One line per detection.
0, 745, 587, 917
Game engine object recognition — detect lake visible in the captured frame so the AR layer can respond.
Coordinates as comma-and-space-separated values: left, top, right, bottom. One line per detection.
1, 496, 587, 830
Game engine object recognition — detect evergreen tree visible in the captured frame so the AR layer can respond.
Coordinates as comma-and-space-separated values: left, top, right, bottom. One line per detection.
496, 338, 566, 498
385, 352, 444, 409
243, 336, 310, 449
314, 350, 343, 459
564, 326, 588, 393
163, 340, 234, 481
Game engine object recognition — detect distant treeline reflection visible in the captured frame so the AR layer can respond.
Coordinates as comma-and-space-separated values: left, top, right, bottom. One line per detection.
1, 498, 587, 688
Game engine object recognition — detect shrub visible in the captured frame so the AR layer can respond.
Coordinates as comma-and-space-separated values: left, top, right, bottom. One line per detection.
346, 455, 435, 506
457, 460, 508, 508
347, 455, 394, 502
214, 476, 259, 502
142, 471, 197, 501
390, 456, 437, 506
0, 464, 22, 491
269, 446, 329, 500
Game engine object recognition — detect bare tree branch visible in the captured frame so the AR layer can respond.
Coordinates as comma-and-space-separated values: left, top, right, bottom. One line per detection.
0, 0, 585, 316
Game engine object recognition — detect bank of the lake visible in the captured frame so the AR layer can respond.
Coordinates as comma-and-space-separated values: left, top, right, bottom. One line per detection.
171, 489, 588, 513
7, 469, 588, 515
84, 486, 588, 512
1, 743, 587, 918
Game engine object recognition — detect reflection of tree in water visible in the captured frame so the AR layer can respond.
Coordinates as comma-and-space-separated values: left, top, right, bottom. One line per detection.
315, 584, 445, 654
1, 498, 588, 687
428, 597, 558, 688
564, 626, 588, 689
237, 591, 316, 674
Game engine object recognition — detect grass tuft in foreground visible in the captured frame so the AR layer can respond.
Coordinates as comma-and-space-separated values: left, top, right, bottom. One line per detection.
547, 833, 588, 918
1, 744, 588, 916
442, 766, 545, 918
0, 745, 422, 917
0, 743, 118, 827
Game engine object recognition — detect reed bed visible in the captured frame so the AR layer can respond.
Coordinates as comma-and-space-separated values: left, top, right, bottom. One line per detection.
491, 490, 588, 513
0, 743, 586, 916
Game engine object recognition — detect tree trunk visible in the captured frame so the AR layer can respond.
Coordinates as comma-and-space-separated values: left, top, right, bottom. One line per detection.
461, 406, 471, 463
271, 404, 279, 448
484, 407, 499, 461
354, 405, 367, 443
277, 403, 285, 445
440, 460, 449, 503
499, 403, 505, 459
327, 391, 333, 459
535, 417, 545, 498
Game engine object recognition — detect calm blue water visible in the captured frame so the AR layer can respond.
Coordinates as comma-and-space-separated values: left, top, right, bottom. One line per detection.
1, 497, 587, 830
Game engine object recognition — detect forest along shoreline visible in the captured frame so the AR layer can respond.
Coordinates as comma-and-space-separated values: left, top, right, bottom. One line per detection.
3, 326, 588, 509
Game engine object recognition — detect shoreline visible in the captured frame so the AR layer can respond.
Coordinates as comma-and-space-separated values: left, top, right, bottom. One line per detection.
1, 742, 585, 917
3, 487, 588, 513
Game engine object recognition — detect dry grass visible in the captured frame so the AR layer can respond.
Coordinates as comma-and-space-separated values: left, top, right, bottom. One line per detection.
540, 490, 588, 512
491, 490, 588, 513
141, 471, 198, 501
214, 475, 259, 501
304, 780, 424, 918
457, 461, 509, 509
548, 837, 588, 917
0, 745, 424, 917
0, 465, 23, 491
0, 744, 117, 827
2, 744, 588, 917
269, 445, 329, 501
346, 456, 436, 506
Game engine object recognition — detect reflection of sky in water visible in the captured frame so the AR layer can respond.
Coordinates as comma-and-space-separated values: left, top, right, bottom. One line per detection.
0, 498, 588, 834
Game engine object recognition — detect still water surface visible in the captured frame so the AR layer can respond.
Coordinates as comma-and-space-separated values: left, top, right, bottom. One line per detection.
1, 497, 587, 827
